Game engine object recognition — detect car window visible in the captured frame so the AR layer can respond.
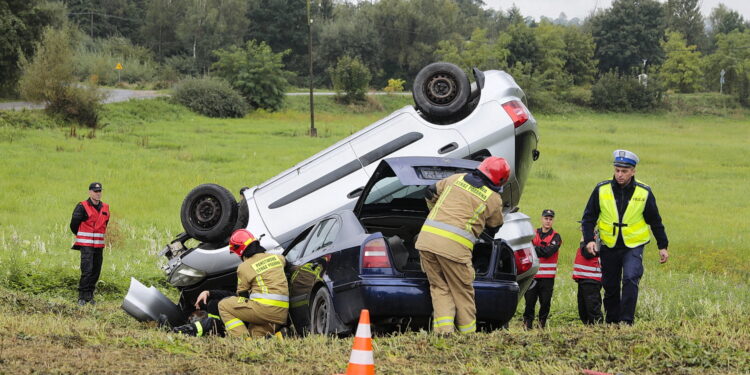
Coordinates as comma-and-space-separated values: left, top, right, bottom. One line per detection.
302, 218, 340, 257
364, 177, 424, 205
285, 226, 314, 262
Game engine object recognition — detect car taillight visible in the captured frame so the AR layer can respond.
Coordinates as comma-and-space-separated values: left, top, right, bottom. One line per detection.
514, 247, 533, 275
362, 237, 391, 268
502, 100, 529, 128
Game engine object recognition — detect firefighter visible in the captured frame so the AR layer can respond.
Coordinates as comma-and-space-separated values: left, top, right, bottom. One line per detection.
581, 149, 669, 325
70, 182, 109, 305
573, 223, 603, 325
415, 157, 508, 334
216, 229, 289, 338
523, 209, 562, 329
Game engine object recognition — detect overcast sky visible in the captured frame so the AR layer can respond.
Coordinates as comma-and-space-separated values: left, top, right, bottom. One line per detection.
483, 0, 750, 21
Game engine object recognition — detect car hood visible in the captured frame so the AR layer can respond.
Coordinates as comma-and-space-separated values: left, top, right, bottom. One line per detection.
121, 277, 184, 326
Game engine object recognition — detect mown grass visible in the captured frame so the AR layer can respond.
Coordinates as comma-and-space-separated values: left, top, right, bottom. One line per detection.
0, 97, 748, 374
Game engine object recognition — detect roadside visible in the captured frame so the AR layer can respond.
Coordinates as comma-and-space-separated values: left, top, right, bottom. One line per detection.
0, 89, 409, 111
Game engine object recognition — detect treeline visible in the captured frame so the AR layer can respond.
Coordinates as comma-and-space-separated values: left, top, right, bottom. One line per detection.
2, 0, 749, 114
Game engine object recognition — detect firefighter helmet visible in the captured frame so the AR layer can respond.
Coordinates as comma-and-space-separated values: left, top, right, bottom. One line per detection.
477, 157, 510, 186
228, 229, 257, 257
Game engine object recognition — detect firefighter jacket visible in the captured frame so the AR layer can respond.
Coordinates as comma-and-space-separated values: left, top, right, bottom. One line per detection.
236, 252, 289, 324
572, 245, 601, 282
416, 173, 504, 264
581, 177, 668, 249
533, 228, 561, 279
72, 199, 109, 249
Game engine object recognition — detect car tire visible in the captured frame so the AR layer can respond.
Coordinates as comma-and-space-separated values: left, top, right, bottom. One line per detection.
232, 196, 249, 232
412, 62, 471, 120
309, 287, 339, 335
180, 183, 238, 243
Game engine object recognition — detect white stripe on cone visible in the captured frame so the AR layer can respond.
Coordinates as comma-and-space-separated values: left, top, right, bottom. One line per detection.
348, 349, 374, 365
355, 323, 371, 338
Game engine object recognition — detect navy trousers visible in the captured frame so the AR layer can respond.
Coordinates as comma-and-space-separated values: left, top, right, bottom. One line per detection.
600, 245, 644, 324
523, 278, 555, 327
78, 246, 103, 300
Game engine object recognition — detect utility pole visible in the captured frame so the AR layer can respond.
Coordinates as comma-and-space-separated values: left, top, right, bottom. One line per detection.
307, 0, 317, 137
90, 11, 93, 38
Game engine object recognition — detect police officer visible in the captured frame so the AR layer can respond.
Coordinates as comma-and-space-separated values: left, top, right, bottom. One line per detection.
70, 182, 109, 305
209, 229, 289, 338
581, 150, 669, 325
523, 209, 562, 329
415, 157, 508, 334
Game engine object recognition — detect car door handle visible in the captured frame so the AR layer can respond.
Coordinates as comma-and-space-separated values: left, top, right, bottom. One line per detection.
347, 186, 364, 199
438, 142, 458, 154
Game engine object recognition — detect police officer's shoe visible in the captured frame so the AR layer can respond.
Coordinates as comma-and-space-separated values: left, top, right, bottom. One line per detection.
88, 298, 96, 306
77, 299, 87, 306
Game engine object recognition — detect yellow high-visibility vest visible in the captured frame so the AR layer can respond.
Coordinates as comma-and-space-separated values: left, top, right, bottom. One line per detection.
597, 181, 650, 248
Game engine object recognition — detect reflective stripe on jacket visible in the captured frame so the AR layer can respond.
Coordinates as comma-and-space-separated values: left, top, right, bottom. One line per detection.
237, 253, 290, 312
533, 230, 560, 279
415, 173, 504, 264
74, 200, 109, 248
597, 181, 650, 248
572, 247, 601, 281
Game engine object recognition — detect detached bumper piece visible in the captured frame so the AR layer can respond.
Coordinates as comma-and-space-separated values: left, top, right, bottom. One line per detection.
122, 277, 184, 326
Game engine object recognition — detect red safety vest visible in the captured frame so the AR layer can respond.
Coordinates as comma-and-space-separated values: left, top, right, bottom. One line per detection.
534, 229, 560, 279
572, 247, 601, 282
74, 200, 109, 248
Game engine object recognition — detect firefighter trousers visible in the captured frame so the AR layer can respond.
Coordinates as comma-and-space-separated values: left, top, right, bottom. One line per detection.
419, 250, 476, 334
218, 297, 286, 338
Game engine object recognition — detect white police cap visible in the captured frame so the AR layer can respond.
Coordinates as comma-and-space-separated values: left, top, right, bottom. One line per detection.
613, 149, 639, 167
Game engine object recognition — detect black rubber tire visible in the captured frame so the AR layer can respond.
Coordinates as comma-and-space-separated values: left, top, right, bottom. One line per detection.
232, 197, 250, 233
180, 184, 238, 243
412, 62, 471, 120
309, 287, 337, 335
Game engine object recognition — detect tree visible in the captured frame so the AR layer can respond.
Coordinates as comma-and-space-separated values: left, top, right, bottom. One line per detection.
703, 30, 750, 106
245, 0, 310, 77
561, 26, 597, 85
708, 4, 745, 35
211, 40, 290, 111
590, 0, 667, 74
660, 31, 702, 93
666, 0, 707, 51
0, 0, 66, 93
139, 0, 183, 60
328, 55, 371, 104
63, 0, 145, 40
435, 28, 509, 73
18, 25, 103, 127
501, 22, 539, 69
173, 0, 249, 74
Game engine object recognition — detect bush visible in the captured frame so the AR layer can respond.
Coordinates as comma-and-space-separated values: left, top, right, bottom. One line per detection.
566, 86, 593, 107
212, 40, 290, 111
329, 55, 371, 104
18, 26, 103, 128
384, 78, 406, 93
591, 72, 664, 111
172, 78, 248, 118
74, 36, 160, 86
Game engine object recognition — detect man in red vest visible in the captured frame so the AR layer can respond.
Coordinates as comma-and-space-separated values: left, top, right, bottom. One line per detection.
70, 182, 110, 305
523, 209, 562, 329
573, 223, 603, 325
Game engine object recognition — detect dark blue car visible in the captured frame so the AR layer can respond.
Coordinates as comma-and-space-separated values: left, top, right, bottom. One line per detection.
283, 156, 534, 335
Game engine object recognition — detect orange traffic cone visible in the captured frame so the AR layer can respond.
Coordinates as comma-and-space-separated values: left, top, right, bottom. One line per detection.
337, 309, 375, 375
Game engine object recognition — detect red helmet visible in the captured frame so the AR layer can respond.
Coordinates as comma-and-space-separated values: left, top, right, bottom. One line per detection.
478, 157, 510, 186
228, 229, 257, 257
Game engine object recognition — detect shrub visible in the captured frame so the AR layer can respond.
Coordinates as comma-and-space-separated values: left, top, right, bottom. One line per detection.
18, 25, 103, 128
329, 55, 371, 104
212, 40, 290, 111
591, 72, 664, 111
74, 36, 160, 86
384, 78, 406, 93
172, 78, 248, 118
566, 86, 593, 107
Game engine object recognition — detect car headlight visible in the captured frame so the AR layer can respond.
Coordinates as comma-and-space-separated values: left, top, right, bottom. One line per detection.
168, 263, 207, 287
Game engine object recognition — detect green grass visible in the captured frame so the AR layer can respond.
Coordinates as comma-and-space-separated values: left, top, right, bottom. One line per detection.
0, 98, 748, 374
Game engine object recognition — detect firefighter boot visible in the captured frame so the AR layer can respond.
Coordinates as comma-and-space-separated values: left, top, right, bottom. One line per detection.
172, 323, 198, 336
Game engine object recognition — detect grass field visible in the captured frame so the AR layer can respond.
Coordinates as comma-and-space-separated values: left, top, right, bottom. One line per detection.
0, 97, 748, 374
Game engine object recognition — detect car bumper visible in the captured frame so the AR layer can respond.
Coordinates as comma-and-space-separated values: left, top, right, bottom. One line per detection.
333, 277, 519, 326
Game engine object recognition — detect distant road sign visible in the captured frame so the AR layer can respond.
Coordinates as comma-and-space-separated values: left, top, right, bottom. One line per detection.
115, 63, 123, 70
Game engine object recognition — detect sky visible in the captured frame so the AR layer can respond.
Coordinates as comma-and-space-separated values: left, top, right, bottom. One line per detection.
483, 0, 750, 22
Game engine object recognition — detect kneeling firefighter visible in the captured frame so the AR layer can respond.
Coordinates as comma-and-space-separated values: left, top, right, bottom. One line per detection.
172, 229, 289, 338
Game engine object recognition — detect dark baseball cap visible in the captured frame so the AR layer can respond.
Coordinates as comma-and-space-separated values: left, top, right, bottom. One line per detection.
542, 209, 555, 217
89, 182, 103, 191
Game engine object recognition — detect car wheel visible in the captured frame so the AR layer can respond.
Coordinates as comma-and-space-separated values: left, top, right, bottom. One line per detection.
309, 287, 337, 335
180, 184, 238, 243
412, 62, 471, 120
